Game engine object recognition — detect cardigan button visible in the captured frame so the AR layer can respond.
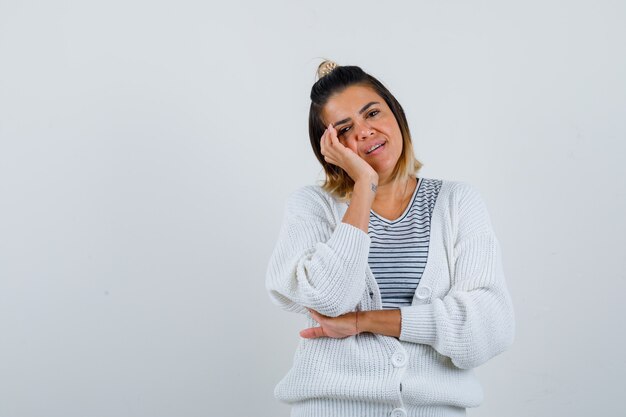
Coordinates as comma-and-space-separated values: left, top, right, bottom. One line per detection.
415, 286, 431, 300
369, 291, 374, 298
390, 408, 407, 417
391, 351, 407, 367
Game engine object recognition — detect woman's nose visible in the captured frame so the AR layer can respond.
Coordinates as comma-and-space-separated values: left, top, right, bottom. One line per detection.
358, 124, 374, 140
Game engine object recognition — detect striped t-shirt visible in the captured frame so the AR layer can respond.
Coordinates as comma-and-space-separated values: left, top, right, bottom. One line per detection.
367, 177, 442, 309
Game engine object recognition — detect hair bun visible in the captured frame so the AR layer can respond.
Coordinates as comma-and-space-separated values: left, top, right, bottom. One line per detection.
317, 60, 338, 80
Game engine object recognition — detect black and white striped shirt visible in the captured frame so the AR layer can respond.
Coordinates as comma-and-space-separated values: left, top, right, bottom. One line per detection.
368, 177, 442, 309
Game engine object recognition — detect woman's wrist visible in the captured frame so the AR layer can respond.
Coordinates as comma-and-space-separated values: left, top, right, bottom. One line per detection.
358, 309, 402, 338
342, 179, 377, 233
352, 178, 378, 204
354, 174, 379, 191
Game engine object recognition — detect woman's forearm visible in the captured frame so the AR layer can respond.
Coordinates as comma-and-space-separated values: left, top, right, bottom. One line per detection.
342, 178, 377, 234
300, 308, 402, 339
360, 309, 402, 338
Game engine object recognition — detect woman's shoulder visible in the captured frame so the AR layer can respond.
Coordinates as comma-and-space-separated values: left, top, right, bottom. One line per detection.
420, 177, 483, 200
423, 177, 491, 218
427, 177, 495, 236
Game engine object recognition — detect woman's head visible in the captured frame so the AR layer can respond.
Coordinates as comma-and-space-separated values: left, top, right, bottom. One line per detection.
309, 60, 422, 201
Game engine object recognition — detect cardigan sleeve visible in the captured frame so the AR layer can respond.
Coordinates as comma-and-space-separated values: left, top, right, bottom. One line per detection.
265, 186, 371, 317
398, 183, 515, 369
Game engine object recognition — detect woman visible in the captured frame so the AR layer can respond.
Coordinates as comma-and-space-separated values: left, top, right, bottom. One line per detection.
265, 60, 515, 417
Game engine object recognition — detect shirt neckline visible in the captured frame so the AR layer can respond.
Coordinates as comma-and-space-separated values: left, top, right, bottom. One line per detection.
369, 176, 422, 224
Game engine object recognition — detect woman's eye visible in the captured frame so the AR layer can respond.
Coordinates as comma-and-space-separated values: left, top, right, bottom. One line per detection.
338, 127, 350, 136
368, 110, 380, 117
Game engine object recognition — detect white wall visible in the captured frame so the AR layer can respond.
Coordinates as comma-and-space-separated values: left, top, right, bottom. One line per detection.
1, 1, 624, 416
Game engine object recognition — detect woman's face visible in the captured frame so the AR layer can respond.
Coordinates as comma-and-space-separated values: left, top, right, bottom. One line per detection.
321, 84, 403, 181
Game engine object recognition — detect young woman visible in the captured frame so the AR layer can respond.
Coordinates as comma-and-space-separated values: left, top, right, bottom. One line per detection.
265, 60, 515, 417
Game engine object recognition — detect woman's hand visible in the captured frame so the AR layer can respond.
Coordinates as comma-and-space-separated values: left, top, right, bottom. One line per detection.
301, 308, 402, 339
320, 123, 379, 184
300, 308, 358, 339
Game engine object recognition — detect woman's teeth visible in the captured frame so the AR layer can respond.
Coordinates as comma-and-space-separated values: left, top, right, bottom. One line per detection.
367, 143, 383, 154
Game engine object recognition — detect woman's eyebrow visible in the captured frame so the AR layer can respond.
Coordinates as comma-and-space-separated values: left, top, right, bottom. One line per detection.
332, 101, 380, 127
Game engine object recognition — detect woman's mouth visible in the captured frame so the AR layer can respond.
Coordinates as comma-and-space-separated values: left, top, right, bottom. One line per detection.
365, 141, 386, 155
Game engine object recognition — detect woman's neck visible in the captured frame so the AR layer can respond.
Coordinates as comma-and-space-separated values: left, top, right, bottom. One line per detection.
373, 175, 416, 206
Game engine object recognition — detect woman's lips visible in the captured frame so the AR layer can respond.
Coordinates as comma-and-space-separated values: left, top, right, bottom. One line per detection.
366, 142, 385, 156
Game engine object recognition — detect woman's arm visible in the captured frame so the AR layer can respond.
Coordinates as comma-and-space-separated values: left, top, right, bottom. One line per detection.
301, 183, 515, 370
265, 185, 373, 318
398, 232, 515, 369
265, 125, 379, 318
398, 183, 515, 369
343, 178, 377, 233
299, 308, 401, 339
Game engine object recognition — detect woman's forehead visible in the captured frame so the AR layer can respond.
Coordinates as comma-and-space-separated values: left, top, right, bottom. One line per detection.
323, 85, 383, 123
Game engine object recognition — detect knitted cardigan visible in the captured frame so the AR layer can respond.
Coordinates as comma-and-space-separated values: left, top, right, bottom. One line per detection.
265, 178, 515, 417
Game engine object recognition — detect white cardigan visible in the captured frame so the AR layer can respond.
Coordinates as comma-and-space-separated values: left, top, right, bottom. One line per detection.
265, 178, 515, 417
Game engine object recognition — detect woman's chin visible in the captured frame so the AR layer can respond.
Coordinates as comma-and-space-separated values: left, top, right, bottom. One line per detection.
370, 161, 395, 176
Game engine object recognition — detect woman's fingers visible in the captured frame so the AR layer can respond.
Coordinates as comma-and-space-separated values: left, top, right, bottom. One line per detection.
307, 307, 324, 320
303, 308, 357, 339
320, 127, 331, 157
299, 327, 326, 339
327, 124, 341, 146
324, 155, 338, 165
322, 125, 334, 146
303, 309, 326, 339
327, 124, 344, 153
321, 124, 346, 162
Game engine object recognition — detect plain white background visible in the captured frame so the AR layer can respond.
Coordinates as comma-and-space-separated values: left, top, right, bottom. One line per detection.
1, 1, 624, 416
